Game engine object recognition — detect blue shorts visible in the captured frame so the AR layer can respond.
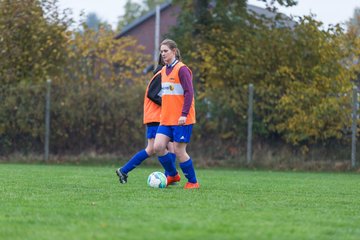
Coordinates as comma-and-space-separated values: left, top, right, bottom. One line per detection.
157, 125, 193, 143
146, 125, 159, 139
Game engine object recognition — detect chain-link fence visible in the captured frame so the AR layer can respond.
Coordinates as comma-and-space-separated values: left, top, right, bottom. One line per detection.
0, 81, 358, 169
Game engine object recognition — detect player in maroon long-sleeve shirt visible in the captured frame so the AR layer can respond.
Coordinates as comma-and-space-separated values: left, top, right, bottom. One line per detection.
154, 39, 199, 189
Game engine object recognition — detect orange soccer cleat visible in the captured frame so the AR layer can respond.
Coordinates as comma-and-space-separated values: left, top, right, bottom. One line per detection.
184, 182, 200, 189
166, 173, 181, 186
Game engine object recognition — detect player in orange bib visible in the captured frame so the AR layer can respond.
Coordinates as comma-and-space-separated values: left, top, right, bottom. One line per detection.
154, 39, 199, 189
115, 56, 176, 184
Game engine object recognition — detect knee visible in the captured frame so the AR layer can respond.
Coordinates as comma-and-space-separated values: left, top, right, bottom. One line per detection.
174, 147, 189, 162
154, 142, 165, 155
145, 146, 155, 156
174, 148, 185, 159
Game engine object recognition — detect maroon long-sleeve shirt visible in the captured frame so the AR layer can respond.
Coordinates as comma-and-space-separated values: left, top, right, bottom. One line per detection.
166, 62, 194, 117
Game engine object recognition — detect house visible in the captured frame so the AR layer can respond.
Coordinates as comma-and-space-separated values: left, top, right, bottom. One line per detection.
115, 1, 295, 57
114, 2, 180, 56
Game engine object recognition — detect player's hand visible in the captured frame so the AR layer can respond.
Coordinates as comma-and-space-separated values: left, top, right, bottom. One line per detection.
178, 116, 187, 125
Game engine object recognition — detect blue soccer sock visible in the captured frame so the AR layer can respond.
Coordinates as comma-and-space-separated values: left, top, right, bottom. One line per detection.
164, 153, 176, 177
121, 149, 149, 174
158, 152, 178, 177
180, 158, 197, 183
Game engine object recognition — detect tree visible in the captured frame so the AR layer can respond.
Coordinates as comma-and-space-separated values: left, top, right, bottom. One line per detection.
46, 26, 151, 153
142, 0, 169, 11
0, 0, 153, 154
269, 18, 354, 146
169, 0, 356, 148
85, 12, 111, 32
347, 7, 360, 36
116, 0, 143, 31
346, 8, 360, 93
61, 26, 149, 85
0, 0, 71, 85
116, 0, 168, 31
0, 0, 72, 153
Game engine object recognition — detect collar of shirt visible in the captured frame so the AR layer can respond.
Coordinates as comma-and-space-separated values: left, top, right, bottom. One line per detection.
166, 59, 178, 69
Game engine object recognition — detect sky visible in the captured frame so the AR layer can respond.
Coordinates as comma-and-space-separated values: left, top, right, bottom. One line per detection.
57, 0, 360, 30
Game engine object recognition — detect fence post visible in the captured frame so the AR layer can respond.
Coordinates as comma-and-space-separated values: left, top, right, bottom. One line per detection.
351, 85, 358, 168
247, 84, 254, 165
44, 79, 52, 161
153, 4, 160, 69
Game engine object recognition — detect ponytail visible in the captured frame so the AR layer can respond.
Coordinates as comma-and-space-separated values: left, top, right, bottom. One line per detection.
175, 48, 182, 62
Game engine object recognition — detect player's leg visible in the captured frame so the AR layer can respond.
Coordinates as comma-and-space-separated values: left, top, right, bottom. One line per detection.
116, 126, 157, 184
165, 141, 176, 177
154, 126, 179, 183
173, 125, 199, 189
154, 133, 170, 156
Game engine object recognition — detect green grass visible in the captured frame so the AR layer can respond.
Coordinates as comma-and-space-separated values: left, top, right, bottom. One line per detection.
1, 164, 359, 240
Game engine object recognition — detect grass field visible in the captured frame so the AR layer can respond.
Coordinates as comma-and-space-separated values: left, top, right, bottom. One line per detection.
1, 164, 359, 240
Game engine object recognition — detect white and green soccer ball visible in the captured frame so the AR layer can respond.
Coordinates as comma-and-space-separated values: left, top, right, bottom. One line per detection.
147, 171, 167, 188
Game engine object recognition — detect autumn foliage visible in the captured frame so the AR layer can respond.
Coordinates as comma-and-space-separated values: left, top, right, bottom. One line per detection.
0, 0, 150, 154
1, 0, 360, 161
170, 0, 359, 154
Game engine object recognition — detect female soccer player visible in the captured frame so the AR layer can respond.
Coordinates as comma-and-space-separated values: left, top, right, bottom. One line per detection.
154, 39, 199, 189
115, 56, 176, 184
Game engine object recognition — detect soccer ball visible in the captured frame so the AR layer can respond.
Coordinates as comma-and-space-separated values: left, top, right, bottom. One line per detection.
147, 171, 167, 188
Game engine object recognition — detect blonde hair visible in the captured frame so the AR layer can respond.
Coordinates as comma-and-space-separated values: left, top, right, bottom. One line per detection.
160, 38, 182, 61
